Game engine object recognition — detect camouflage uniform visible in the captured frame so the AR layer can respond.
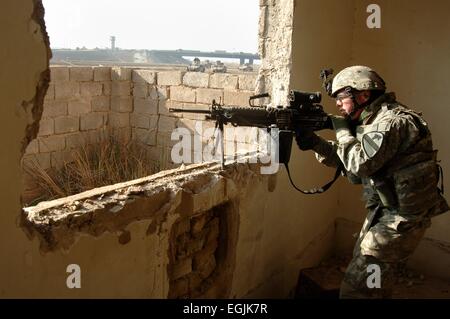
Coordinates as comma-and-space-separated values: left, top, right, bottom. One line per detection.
312, 68, 449, 298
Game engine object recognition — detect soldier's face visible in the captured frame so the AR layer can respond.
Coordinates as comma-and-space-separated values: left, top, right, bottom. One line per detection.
335, 94, 354, 116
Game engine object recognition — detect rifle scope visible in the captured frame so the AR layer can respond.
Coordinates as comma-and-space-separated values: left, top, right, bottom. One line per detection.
289, 90, 321, 105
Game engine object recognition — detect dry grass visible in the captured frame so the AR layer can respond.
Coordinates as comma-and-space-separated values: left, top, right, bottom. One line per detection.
22, 136, 158, 206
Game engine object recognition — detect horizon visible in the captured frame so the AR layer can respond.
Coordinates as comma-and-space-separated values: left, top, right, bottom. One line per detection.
42, 0, 259, 53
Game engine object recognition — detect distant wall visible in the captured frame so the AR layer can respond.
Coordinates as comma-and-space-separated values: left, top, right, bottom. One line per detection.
21, 66, 259, 203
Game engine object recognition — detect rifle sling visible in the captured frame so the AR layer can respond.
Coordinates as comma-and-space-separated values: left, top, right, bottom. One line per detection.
284, 163, 342, 194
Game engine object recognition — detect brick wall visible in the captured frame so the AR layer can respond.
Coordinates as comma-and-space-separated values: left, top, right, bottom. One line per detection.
168, 208, 221, 298
22, 66, 258, 188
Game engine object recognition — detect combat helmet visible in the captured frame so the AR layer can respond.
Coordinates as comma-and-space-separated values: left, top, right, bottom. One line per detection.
331, 65, 386, 97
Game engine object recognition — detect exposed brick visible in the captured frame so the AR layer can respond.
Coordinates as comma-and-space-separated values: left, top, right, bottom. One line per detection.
194, 254, 216, 280
102, 81, 112, 95
39, 135, 65, 152
111, 96, 133, 112
132, 83, 148, 98
80, 82, 103, 96
37, 118, 54, 136
158, 115, 178, 133
173, 218, 191, 238
111, 67, 132, 81
93, 67, 111, 81
51, 150, 75, 169
132, 69, 156, 84
112, 127, 131, 145
238, 74, 257, 91
171, 258, 192, 281
112, 81, 131, 96
50, 66, 69, 82
42, 100, 67, 118
196, 88, 223, 104
55, 82, 80, 99
191, 213, 210, 237
209, 73, 238, 90
130, 114, 148, 128
183, 72, 209, 88
158, 99, 176, 116
80, 113, 104, 131
65, 133, 85, 149
25, 139, 39, 154
68, 101, 91, 115
171, 86, 196, 103
168, 278, 189, 298
109, 112, 129, 128
206, 218, 219, 243
177, 117, 200, 132
91, 96, 110, 112
224, 90, 253, 106
156, 86, 169, 100
158, 71, 183, 86
44, 84, 55, 101
187, 272, 203, 291
70, 67, 93, 81
22, 153, 51, 170
186, 237, 205, 255
54, 116, 79, 134
134, 97, 158, 115
134, 128, 157, 146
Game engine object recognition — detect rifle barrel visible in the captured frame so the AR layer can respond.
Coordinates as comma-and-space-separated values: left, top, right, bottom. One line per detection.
169, 108, 211, 114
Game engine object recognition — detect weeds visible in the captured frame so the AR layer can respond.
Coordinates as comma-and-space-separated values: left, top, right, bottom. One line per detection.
22, 136, 158, 206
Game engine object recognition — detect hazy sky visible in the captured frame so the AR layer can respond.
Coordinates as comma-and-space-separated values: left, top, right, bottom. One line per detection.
42, 0, 260, 53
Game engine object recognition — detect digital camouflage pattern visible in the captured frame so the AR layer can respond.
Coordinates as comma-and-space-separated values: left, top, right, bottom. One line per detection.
331, 65, 386, 97
312, 92, 449, 298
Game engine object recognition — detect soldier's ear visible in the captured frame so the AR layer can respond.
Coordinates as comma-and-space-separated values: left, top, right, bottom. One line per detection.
356, 90, 371, 103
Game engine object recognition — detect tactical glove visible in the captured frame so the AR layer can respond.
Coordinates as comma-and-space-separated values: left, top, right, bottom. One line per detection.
330, 115, 352, 141
295, 129, 320, 151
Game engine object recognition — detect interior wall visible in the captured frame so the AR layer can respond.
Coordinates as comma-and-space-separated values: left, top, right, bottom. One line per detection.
291, 0, 450, 278
345, 0, 450, 277
343, 0, 450, 240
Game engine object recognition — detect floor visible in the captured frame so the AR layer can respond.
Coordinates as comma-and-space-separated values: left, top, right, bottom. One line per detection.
295, 255, 450, 299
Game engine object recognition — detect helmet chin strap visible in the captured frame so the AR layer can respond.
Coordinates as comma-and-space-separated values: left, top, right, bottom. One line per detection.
347, 90, 371, 120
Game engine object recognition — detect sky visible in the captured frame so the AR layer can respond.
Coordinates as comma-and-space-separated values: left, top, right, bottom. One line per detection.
42, 0, 260, 53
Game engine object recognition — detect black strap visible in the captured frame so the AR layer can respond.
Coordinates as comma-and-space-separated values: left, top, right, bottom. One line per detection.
437, 162, 445, 194
284, 163, 342, 194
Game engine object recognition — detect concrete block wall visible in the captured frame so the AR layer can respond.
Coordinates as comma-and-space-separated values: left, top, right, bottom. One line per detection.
23, 66, 111, 171
23, 66, 259, 190
152, 71, 259, 170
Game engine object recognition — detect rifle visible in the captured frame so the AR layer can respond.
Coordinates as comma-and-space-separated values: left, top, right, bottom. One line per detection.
169, 89, 341, 194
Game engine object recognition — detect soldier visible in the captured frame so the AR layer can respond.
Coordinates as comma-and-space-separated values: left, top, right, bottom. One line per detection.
296, 65, 449, 298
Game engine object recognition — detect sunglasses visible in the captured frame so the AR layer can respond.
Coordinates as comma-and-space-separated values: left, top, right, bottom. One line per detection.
335, 92, 353, 102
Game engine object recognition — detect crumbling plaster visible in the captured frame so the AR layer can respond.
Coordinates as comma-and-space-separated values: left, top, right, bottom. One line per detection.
0, 0, 51, 296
